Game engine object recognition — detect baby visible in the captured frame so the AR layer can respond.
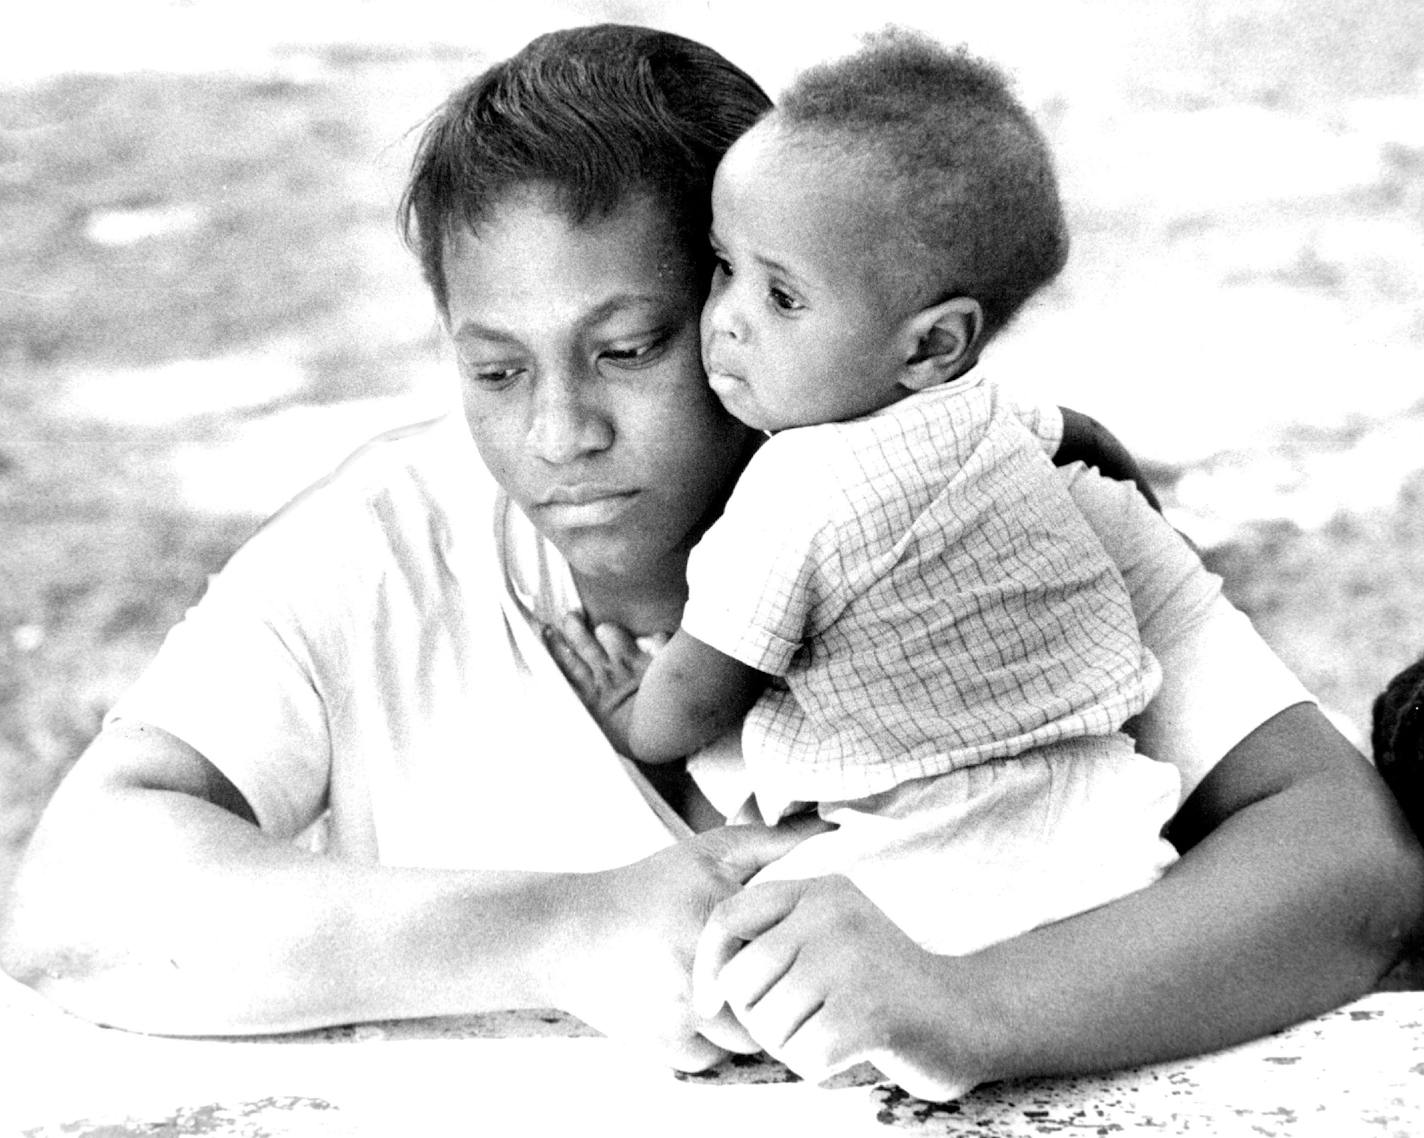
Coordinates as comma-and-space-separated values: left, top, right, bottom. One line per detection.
591, 30, 1180, 955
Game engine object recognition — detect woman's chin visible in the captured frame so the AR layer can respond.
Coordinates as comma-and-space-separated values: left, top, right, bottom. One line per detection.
551, 529, 658, 586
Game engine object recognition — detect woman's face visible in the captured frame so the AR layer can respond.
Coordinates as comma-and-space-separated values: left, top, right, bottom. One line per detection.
444, 189, 751, 586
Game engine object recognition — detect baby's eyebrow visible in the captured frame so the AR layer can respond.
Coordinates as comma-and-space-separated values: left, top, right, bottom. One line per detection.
752, 252, 809, 291
707, 228, 805, 285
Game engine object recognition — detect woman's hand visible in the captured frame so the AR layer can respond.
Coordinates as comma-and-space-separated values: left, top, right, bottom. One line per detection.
544, 614, 664, 755
542, 820, 829, 1072
692, 874, 991, 1102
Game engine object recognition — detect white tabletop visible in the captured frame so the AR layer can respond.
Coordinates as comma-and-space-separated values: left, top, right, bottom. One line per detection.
2, 975, 1420, 1136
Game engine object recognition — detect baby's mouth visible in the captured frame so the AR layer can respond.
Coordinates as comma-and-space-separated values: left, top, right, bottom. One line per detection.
706, 370, 745, 395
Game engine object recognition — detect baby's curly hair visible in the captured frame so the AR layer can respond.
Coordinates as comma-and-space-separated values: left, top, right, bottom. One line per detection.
1373, 653, 1424, 841
775, 28, 1068, 338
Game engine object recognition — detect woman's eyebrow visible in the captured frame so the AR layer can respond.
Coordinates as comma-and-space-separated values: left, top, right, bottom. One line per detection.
584, 294, 663, 327
452, 320, 518, 345
453, 295, 663, 345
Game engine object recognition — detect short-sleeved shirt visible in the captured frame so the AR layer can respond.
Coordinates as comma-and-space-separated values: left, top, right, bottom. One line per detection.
106, 415, 1314, 870
682, 379, 1161, 811
105, 415, 684, 872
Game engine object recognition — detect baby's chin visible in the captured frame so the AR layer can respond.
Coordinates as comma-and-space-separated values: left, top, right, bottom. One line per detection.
706, 377, 792, 433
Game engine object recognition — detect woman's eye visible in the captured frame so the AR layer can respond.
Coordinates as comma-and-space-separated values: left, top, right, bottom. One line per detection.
602, 335, 666, 368
462, 363, 522, 387
711, 253, 732, 278
770, 287, 803, 313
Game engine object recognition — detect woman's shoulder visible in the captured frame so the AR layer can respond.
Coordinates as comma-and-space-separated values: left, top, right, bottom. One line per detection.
1059, 463, 1217, 633
221, 414, 498, 600
275, 414, 489, 517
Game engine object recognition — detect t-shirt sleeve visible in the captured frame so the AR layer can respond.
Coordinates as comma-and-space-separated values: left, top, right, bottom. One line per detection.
104, 516, 334, 839
1062, 463, 1314, 801
681, 433, 833, 676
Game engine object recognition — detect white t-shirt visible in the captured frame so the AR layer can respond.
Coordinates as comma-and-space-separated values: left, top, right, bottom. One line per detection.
106, 415, 1313, 870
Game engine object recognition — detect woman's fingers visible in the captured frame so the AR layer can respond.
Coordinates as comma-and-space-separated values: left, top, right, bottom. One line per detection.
748, 983, 828, 1059
688, 822, 832, 1019
692, 878, 805, 1018
660, 1029, 732, 1075
714, 919, 799, 1008
767, 1005, 841, 1083
703, 815, 834, 887
696, 1005, 761, 1054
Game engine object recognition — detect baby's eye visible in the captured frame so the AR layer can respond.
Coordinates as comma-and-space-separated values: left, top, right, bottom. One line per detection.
711, 253, 733, 279
769, 286, 804, 313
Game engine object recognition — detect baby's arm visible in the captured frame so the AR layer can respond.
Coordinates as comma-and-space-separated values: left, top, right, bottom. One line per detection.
629, 629, 768, 764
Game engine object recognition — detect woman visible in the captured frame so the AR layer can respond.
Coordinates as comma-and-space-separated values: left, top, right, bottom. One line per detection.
2, 24, 1420, 1103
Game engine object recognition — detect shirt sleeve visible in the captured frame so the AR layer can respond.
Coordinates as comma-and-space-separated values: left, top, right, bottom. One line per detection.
104, 514, 334, 839
1062, 463, 1314, 800
681, 432, 833, 676
1003, 389, 1064, 456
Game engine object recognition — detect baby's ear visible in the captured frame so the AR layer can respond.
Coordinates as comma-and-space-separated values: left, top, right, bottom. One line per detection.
900, 297, 984, 392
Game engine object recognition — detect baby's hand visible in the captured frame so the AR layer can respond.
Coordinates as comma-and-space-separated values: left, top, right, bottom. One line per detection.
544, 614, 666, 755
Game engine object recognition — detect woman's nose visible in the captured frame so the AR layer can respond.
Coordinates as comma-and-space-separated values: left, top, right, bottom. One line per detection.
526, 370, 613, 464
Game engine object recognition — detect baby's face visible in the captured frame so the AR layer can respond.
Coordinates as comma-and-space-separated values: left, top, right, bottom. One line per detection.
701, 124, 912, 432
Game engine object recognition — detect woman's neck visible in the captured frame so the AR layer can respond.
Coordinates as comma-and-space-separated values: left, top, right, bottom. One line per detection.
572, 558, 690, 638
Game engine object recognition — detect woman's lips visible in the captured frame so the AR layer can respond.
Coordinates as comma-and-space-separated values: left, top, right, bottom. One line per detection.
537, 486, 640, 526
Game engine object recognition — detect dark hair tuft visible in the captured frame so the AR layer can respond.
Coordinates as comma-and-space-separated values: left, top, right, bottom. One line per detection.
400, 24, 771, 313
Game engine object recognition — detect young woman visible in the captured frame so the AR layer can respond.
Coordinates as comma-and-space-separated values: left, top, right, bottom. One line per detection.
2, 25, 1419, 1103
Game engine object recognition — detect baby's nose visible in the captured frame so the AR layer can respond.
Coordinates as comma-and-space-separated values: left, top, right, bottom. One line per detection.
702, 287, 741, 341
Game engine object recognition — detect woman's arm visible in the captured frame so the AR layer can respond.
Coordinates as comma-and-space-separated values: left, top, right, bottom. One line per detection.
971, 700, 1422, 1071
1057, 407, 1162, 512
694, 466, 1424, 1099
0, 719, 809, 1064
695, 700, 1424, 1100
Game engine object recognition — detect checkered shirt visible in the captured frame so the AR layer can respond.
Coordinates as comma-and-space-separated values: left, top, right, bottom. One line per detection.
681, 380, 1161, 812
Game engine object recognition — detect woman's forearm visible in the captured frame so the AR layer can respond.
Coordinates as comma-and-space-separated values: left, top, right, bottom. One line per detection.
963, 704, 1424, 1082
1, 724, 821, 1075
0, 749, 565, 1035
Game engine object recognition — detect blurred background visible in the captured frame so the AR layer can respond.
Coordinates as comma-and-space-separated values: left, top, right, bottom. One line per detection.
2, 0, 1422, 906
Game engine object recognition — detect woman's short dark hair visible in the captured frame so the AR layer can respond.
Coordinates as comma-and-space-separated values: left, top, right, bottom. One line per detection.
400, 24, 771, 314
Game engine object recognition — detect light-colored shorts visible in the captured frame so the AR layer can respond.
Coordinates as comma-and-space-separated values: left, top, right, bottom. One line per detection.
750, 734, 1181, 956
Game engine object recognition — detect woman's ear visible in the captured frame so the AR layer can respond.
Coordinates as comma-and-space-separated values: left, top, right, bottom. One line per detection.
900, 297, 984, 391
